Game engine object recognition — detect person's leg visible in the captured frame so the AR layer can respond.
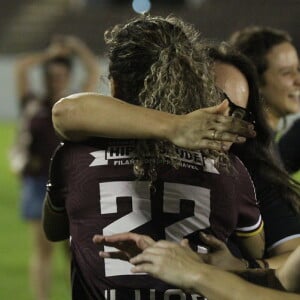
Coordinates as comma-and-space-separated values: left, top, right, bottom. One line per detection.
21, 176, 53, 300
28, 221, 53, 300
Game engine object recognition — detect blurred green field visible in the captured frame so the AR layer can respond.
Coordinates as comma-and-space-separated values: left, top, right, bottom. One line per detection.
0, 122, 70, 300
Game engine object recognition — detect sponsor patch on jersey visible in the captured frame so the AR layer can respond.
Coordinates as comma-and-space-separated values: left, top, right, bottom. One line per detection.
89, 144, 219, 174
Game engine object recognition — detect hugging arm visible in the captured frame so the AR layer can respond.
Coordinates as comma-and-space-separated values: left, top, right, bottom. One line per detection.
130, 240, 300, 300
52, 93, 255, 148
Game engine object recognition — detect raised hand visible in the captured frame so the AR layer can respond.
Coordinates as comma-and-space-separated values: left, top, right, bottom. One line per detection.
130, 239, 203, 293
46, 38, 71, 58
93, 232, 155, 261
197, 233, 247, 270
170, 100, 256, 151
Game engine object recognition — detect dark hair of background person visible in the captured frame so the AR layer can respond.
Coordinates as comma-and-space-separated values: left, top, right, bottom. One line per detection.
43, 56, 73, 74
208, 43, 300, 213
104, 15, 225, 176
228, 26, 292, 85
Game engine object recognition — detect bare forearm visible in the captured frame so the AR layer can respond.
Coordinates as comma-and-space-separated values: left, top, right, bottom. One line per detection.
258, 252, 291, 269
74, 44, 99, 92
16, 52, 50, 99
192, 265, 299, 300
275, 246, 300, 292
52, 93, 176, 141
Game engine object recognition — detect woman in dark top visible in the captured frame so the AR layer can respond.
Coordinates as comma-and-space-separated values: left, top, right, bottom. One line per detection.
13, 36, 98, 300
208, 44, 300, 266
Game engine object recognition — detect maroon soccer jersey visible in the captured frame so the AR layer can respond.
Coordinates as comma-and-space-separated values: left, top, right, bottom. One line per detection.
13, 94, 60, 177
48, 138, 263, 300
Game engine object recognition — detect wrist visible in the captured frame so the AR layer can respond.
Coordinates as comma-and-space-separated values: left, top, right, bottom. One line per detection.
70, 42, 88, 55
187, 263, 210, 293
275, 266, 294, 292
257, 259, 269, 269
239, 258, 250, 270
159, 113, 180, 142
244, 257, 262, 269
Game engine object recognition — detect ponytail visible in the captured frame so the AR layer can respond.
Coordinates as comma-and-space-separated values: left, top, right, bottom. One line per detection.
105, 15, 226, 178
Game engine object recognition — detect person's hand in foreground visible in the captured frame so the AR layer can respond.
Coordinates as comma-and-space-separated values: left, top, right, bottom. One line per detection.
93, 232, 155, 261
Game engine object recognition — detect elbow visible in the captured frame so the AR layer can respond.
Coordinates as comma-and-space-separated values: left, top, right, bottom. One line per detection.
52, 97, 78, 140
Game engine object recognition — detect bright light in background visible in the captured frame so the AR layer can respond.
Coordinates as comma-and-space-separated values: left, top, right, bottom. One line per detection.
132, 0, 151, 14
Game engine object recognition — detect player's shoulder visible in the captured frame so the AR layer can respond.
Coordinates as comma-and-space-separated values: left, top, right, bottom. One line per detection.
49, 142, 67, 170
53, 138, 136, 169
229, 154, 251, 178
64, 137, 134, 149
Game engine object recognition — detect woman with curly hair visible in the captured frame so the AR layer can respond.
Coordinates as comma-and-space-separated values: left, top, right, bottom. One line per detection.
43, 16, 260, 299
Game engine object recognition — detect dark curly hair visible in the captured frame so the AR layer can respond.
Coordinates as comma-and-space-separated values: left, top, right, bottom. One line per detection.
105, 15, 222, 177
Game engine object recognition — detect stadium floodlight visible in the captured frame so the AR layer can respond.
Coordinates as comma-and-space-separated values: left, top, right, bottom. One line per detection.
132, 0, 151, 14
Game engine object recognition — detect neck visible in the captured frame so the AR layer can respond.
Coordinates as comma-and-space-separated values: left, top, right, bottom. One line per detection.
265, 106, 281, 131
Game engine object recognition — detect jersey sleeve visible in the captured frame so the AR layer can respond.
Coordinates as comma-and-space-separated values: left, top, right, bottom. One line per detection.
233, 156, 264, 238
46, 142, 68, 211
253, 176, 300, 252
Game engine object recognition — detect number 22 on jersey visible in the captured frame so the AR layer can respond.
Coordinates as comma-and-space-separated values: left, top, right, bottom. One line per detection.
99, 181, 211, 276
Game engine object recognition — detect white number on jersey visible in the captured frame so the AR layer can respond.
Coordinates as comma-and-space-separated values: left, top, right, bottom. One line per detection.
99, 181, 211, 276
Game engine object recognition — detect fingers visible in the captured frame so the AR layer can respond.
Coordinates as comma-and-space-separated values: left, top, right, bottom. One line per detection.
180, 239, 190, 247
96, 232, 146, 244
189, 105, 256, 138
137, 235, 156, 250
130, 249, 160, 265
93, 232, 152, 247
93, 234, 105, 244
199, 232, 227, 250
99, 250, 129, 261
93, 232, 155, 262
94, 234, 131, 261
200, 115, 256, 141
93, 233, 136, 256
214, 116, 256, 138
195, 139, 230, 152
93, 234, 129, 250
205, 130, 246, 143
103, 232, 154, 251
130, 240, 177, 264
131, 262, 156, 274
101, 232, 137, 243
202, 100, 229, 115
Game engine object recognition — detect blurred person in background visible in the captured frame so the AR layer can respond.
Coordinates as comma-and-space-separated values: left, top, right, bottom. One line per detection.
12, 35, 98, 300
278, 118, 300, 178
229, 26, 300, 160
229, 26, 300, 132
